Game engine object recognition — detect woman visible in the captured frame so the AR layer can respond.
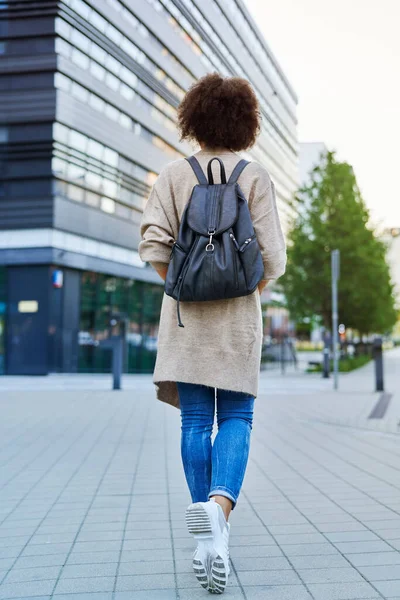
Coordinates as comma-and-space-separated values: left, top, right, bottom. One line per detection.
139, 73, 286, 593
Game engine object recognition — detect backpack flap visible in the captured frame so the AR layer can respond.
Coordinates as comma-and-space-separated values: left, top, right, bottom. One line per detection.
186, 183, 238, 236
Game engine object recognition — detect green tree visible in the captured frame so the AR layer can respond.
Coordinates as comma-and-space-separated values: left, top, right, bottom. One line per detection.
282, 151, 398, 335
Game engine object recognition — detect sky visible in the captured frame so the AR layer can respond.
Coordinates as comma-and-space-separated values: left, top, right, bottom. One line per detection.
244, 0, 400, 228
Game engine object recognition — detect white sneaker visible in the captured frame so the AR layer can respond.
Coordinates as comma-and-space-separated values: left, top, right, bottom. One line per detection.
186, 498, 231, 594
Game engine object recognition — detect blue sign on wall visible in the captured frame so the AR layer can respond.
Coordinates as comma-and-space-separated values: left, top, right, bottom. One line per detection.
52, 270, 63, 288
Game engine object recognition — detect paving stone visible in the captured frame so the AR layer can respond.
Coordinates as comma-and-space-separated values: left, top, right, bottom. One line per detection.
229, 545, 284, 558
298, 567, 365, 584
237, 568, 301, 586
20, 543, 72, 557
325, 531, 381, 543
59, 562, 118, 578
289, 554, 351, 569
114, 592, 177, 600
276, 543, 339, 556
115, 573, 176, 591
53, 592, 112, 600
53, 595, 112, 600
0, 579, 55, 598
369, 580, 400, 596
118, 560, 174, 576
333, 540, 394, 554
307, 581, 382, 599
244, 584, 313, 599
2, 565, 61, 583
53, 576, 115, 594
275, 533, 327, 545
231, 556, 292, 571
346, 551, 400, 567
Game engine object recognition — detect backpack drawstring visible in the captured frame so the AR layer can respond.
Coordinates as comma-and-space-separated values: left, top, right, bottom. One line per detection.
176, 280, 184, 328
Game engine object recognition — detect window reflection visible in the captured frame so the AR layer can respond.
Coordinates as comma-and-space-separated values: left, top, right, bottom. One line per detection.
0, 268, 6, 375
52, 124, 159, 219
78, 273, 163, 374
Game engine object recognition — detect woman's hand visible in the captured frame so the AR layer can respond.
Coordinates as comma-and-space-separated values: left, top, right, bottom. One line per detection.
258, 279, 269, 294
156, 265, 168, 282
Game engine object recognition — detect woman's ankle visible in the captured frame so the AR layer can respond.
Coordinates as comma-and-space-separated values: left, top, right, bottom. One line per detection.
210, 494, 232, 522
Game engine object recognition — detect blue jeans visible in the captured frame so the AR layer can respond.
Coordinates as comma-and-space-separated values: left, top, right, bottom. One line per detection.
177, 382, 255, 510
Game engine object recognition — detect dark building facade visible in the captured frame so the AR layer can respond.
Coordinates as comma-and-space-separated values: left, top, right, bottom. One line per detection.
0, 0, 298, 375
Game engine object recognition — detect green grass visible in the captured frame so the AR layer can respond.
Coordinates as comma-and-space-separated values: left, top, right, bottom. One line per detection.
307, 354, 371, 373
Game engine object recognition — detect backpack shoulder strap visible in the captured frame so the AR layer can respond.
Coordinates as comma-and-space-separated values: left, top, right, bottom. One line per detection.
185, 156, 208, 185
228, 159, 250, 184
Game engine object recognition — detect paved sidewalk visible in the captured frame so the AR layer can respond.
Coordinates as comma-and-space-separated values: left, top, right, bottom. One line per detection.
1, 351, 400, 599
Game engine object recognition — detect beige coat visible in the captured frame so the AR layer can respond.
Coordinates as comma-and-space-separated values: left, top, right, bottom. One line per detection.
138, 149, 287, 409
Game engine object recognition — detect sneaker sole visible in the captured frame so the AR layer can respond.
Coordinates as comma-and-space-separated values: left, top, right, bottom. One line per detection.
211, 554, 228, 594
186, 503, 227, 594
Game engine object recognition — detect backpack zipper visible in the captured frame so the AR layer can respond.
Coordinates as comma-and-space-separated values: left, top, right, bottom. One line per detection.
239, 233, 257, 252
170, 241, 185, 259
229, 231, 239, 288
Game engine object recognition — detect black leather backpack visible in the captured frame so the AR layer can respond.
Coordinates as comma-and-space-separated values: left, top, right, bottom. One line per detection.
165, 155, 264, 327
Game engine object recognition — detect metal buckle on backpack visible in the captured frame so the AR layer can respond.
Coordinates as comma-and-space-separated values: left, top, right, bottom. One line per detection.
206, 230, 215, 252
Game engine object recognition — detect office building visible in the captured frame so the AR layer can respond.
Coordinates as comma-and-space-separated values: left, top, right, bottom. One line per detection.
0, 0, 298, 375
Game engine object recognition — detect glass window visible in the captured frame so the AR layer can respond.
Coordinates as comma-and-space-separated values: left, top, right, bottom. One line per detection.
71, 0, 91, 19
120, 83, 134, 101
78, 273, 163, 374
90, 61, 106, 81
105, 54, 121, 75
55, 72, 70, 91
105, 104, 119, 121
87, 139, 103, 160
85, 171, 102, 190
0, 267, 6, 375
91, 10, 107, 33
71, 81, 89, 102
90, 43, 107, 64
0, 126, 8, 144
105, 72, 119, 92
102, 178, 118, 198
115, 203, 132, 219
103, 147, 119, 168
121, 38, 139, 60
120, 67, 137, 88
53, 179, 68, 196
101, 197, 115, 213
71, 28, 90, 52
69, 130, 87, 152
106, 24, 122, 45
67, 163, 85, 183
119, 114, 132, 129
52, 157, 66, 176
68, 183, 85, 202
55, 37, 70, 57
71, 47, 90, 70
53, 122, 70, 144
55, 17, 71, 39
86, 191, 100, 207
89, 94, 105, 112
107, 0, 121, 12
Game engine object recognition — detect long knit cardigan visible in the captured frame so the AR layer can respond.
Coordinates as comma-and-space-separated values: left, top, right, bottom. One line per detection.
138, 149, 287, 409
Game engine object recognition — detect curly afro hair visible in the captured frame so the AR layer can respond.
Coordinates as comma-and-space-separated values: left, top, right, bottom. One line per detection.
177, 72, 261, 151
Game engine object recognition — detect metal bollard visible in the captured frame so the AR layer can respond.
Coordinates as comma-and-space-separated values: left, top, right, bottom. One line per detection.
112, 336, 123, 390
281, 335, 286, 374
373, 337, 384, 392
99, 335, 124, 390
322, 331, 331, 378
